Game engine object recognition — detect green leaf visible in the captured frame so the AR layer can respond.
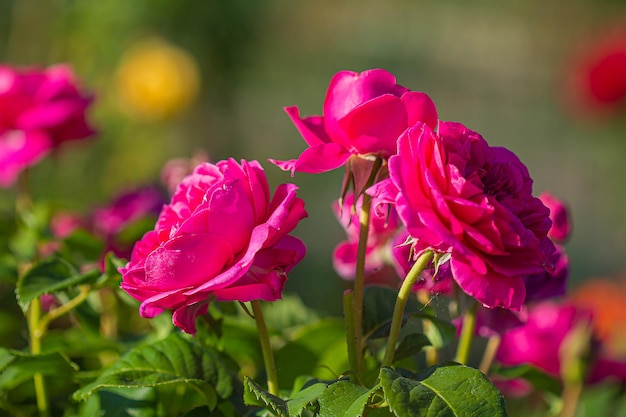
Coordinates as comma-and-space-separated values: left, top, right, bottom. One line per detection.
0, 348, 79, 391
362, 287, 418, 338
98, 387, 157, 417
409, 312, 456, 349
393, 333, 432, 363
380, 364, 508, 417
243, 377, 329, 417
274, 319, 348, 386
286, 382, 327, 416
243, 376, 288, 417
492, 364, 561, 396
73, 331, 233, 409
16, 257, 100, 311
317, 380, 379, 417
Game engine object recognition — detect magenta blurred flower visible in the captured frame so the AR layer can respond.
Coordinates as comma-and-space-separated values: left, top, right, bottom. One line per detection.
370, 121, 555, 310
539, 192, 571, 243
120, 159, 308, 334
0, 65, 95, 187
331, 191, 400, 280
563, 23, 626, 119
270, 69, 437, 194
496, 300, 593, 378
92, 186, 167, 260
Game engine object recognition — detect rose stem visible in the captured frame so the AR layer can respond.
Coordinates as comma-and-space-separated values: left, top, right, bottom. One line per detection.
454, 301, 478, 365
382, 250, 434, 367
343, 290, 360, 383
417, 290, 438, 367
352, 157, 383, 382
18, 170, 49, 417
250, 300, 279, 396
28, 298, 49, 417
478, 334, 501, 374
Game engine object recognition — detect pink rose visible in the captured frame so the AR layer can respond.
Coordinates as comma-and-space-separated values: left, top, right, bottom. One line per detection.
270, 69, 437, 193
370, 121, 555, 310
539, 192, 571, 243
496, 301, 593, 378
120, 159, 308, 334
0, 65, 95, 187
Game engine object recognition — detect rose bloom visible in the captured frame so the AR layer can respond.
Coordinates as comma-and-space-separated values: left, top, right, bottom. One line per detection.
0, 65, 95, 187
270, 69, 437, 194
120, 159, 307, 334
370, 122, 554, 310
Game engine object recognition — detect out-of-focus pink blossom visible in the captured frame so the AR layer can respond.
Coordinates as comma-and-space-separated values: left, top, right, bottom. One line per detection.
565, 24, 626, 117
160, 150, 209, 195
370, 122, 555, 311
331, 191, 400, 281
539, 193, 571, 243
120, 159, 308, 334
496, 300, 594, 378
0, 65, 95, 187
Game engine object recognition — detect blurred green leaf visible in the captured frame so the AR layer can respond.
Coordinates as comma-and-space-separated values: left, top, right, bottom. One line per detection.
492, 364, 561, 396
73, 331, 233, 410
16, 257, 100, 311
317, 380, 378, 417
409, 311, 456, 349
392, 333, 431, 363
274, 319, 348, 386
0, 348, 79, 392
380, 364, 508, 417
362, 286, 419, 340
61, 229, 105, 264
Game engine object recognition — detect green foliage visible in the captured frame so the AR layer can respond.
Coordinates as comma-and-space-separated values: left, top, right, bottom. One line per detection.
317, 381, 379, 417
0, 348, 78, 392
380, 364, 508, 417
15, 257, 100, 311
73, 331, 235, 412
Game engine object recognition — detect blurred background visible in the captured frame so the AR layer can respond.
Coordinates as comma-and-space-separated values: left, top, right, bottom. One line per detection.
1, 0, 626, 315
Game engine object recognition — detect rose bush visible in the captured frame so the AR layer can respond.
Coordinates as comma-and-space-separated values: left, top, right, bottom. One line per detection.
120, 159, 307, 334
0, 65, 94, 186
370, 121, 555, 310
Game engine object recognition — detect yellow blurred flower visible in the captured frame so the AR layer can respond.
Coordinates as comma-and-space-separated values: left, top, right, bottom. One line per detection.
115, 37, 200, 121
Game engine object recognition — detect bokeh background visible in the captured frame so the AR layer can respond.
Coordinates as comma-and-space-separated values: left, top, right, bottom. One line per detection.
2, 0, 626, 316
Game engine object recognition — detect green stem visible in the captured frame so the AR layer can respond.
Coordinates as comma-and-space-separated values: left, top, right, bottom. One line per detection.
478, 334, 501, 374
454, 301, 478, 365
382, 250, 434, 367
250, 300, 279, 396
28, 298, 49, 417
38, 285, 90, 334
352, 157, 383, 381
343, 290, 360, 384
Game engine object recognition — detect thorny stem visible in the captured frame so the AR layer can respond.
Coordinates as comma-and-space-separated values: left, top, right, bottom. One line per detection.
250, 300, 279, 396
38, 285, 90, 334
382, 250, 434, 367
454, 301, 478, 365
352, 157, 383, 382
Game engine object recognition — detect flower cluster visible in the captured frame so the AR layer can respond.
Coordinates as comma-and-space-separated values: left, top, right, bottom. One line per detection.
0, 65, 95, 187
